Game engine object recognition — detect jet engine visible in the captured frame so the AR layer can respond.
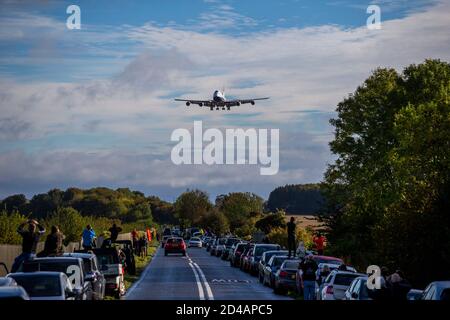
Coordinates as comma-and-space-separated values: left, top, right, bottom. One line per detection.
186, 102, 190, 106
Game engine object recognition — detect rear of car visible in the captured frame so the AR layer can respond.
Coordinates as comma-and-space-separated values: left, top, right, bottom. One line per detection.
92, 248, 125, 298
263, 255, 288, 288
165, 237, 187, 256
321, 271, 365, 300
8, 272, 74, 300
274, 260, 300, 294
230, 243, 247, 267
258, 250, 288, 283
188, 237, 202, 248
214, 238, 227, 257
421, 281, 450, 300
240, 245, 255, 271
161, 235, 172, 248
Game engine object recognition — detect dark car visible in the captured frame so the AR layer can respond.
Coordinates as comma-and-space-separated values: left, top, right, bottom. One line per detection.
21, 257, 92, 300
273, 259, 300, 294
92, 247, 126, 298
229, 242, 248, 267
262, 255, 288, 288
247, 244, 281, 276
164, 237, 186, 256
63, 252, 106, 300
258, 250, 288, 283
221, 238, 240, 260
240, 244, 255, 271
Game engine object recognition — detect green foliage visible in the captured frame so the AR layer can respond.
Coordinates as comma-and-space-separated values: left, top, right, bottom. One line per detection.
266, 226, 313, 249
255, 210, 286, 234
216, 192, 264, 232
0, 211, 27, 245
199, 209, 230, 236
266, 184, 324, 214
174, 189, 212, 226
323, 59, 450, 286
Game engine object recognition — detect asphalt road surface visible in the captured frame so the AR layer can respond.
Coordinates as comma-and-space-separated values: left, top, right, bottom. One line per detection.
126, 246, 292, 300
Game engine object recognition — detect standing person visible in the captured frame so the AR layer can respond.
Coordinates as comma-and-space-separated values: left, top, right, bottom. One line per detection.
131, 229, 139, 254
316, 264, 331, 287
286, 217, 296, 258
388, 270, 412, 300
11, 220, 46, 272
296, 240, 306, 260
300, 255, 318, 300
108, 223, 122, 242
39, 225, 65, 257
313, 232, 326, 255
146, 227, 152, 243
82, 225, 96, 250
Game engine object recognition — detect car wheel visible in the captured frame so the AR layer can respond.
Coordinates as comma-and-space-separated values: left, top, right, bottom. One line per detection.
182, 251, 186, 256
165, 251, 168, 256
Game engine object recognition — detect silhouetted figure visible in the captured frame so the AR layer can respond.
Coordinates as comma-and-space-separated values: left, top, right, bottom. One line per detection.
108, 223, 122, 242
38, 225, 65, 257
286, 217, 296, 258
11, 220, 46, 272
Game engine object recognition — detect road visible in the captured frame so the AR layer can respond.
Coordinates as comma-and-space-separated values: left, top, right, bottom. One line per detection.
126, 246, 292, 300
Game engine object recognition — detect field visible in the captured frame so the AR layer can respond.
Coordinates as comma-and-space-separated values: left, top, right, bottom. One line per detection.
284, 215, 325, 231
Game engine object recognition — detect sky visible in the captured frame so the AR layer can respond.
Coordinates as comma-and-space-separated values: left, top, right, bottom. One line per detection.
0, 0, 449, 201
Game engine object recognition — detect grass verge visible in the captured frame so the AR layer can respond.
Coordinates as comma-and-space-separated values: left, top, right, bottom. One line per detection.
123, 242, 158, 290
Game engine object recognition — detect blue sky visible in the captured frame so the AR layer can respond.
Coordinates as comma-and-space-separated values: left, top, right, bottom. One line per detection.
0, 0, 449, 201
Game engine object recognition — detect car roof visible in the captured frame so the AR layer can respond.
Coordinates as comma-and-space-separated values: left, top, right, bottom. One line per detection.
331, 270, 365, 276
25, 257, 82, 263
314, 255, 343, 261
281, 260, 300, 265
63, 252, 95, 259
0, 286, 29, 298
255, 243, 279, 247
8, 271, 64, 278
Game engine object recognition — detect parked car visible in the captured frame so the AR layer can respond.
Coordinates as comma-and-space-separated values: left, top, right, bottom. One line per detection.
92, 247, 126, 298
0, 286, 30, 300
320, 270, 365, 300
63, 252, 106, 300
247, 244, 281, 276
262, 255, 288, 288
229, 242, 248, 267
258, 250, 288, 283
21, 257, 92, 300
201, 237, 211, 247
8, 272, 79, 300
421, 281, 450, 300
0, 277, 17, 287
344, 276, 372, 300
188, 237, 202, 248
165, 237, 187, 256
214, 238, 228, 257
240, 244, 255, 272
210, 238, 226, 256
221, 238, 240, 260
206, 237, 216, 252
273, 259, 301, 294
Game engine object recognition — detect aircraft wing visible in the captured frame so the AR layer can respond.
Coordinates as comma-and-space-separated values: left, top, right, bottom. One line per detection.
226, 97, 270, 106
174, 99, 213, 106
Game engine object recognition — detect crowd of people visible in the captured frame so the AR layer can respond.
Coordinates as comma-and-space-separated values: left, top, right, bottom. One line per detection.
10, 219, 155, 273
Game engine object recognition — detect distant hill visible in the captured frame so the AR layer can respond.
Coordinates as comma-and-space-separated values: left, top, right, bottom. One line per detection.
266, 184, 325, 215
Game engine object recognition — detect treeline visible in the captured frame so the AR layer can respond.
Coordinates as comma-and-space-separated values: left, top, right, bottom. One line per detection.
0, 187, 177, 244
266, 184, 324, 214
322, 59, 450, 287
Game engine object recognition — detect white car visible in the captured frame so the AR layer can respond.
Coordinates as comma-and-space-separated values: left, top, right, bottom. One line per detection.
188, 237, 202, 248
7, 272, 80, 300
320, 270, 365, 300
421, 281, 450, 300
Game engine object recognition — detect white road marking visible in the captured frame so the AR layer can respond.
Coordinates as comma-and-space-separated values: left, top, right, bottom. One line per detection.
188, 262, 205, 300
187, 255, 215, 300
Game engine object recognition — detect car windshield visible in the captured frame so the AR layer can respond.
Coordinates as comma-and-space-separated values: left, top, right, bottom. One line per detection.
190, 237, 200, 241
96, 253, 118, 265
12, 275, 61, 297
24, 261, 83, 276
255, 245, 278, 257
236, 244, 246, 251
282, 261, 300, 269
334, 273, 360, 286
360, 280, 369, 298
225, 238, 239, 246
82, 258, 93, 272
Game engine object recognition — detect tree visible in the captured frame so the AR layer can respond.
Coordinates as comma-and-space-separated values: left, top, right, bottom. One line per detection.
45, 207, 85, 244
323, 59, 450, 286
266, 184, 324, 214
199, 209, 229, 235
174, 189, 212, 226
217, 192, 264, 232
1, 194, 28, 214
255, 210, 286, 234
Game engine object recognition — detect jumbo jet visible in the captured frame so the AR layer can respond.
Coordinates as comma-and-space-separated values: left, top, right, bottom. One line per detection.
174, 90, 269, 111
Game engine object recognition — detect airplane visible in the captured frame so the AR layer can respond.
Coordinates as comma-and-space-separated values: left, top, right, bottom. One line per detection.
174, 90, 270, 111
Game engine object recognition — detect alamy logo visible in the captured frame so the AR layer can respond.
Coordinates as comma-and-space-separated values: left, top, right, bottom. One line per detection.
170, 121, 279, 175
366, 265, 382, 290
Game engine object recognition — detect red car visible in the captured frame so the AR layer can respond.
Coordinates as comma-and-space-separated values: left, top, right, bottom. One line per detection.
240, 244, 255, 272
164, 237, 187, 256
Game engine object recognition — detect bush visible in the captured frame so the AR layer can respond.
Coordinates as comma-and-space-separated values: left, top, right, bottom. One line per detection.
0, 211, 27, 245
